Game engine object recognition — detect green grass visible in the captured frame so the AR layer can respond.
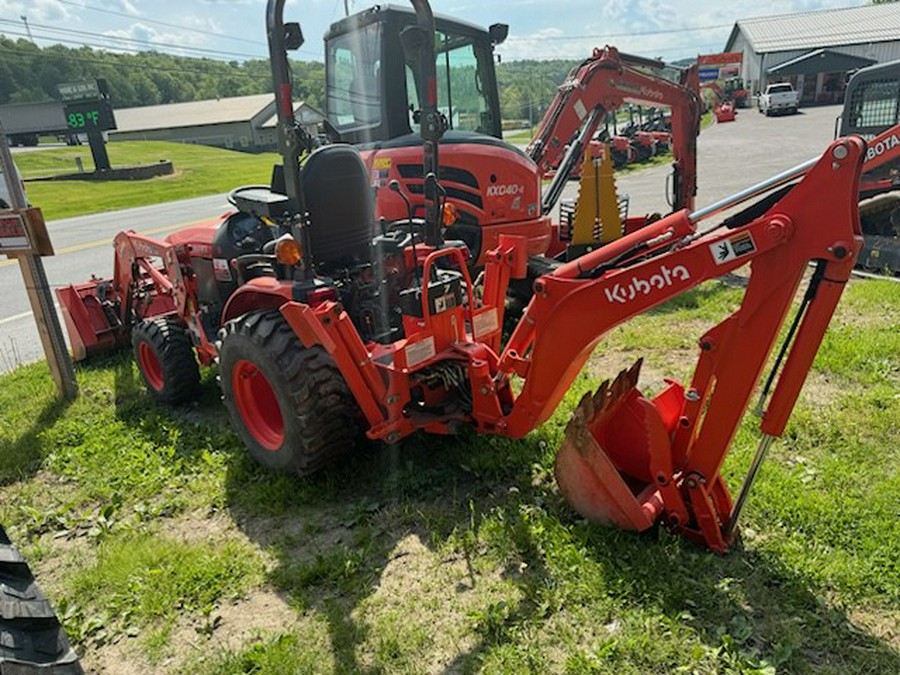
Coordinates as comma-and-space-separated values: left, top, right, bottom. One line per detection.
0, 277, 897, 672
61, 534, 263, 658
15, 141, 279, 220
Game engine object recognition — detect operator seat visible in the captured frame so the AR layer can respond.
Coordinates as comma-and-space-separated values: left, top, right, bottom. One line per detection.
302, 144, 375, 266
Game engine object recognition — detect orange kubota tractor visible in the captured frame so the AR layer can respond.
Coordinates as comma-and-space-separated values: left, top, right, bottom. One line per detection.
322, 3, 701, 263
58, 0, 869, 554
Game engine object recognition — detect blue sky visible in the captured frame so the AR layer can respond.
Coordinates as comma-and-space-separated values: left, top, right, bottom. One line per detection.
0, 0, 867, 63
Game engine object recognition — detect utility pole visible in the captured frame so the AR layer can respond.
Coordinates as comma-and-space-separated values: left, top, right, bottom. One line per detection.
0, 124, 77, 400
20, 15, 34, 43
344, 1, 350, 17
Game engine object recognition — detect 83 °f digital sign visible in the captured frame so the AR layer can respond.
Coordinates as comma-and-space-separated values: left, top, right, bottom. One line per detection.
63, 100, 117, 132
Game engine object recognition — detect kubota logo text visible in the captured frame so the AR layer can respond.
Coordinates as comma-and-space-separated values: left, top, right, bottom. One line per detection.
604, 264, 691, 304
610, 79, 664, 101
866, 134, 900, 162
486, 184, 524, 197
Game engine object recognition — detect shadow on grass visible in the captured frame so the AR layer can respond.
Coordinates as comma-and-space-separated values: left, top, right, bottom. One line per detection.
221, 428, 556, 672
568, 521, 900, 673
219, 421, 900, 673
98, 349, 897, 672
0, 394, 72, 486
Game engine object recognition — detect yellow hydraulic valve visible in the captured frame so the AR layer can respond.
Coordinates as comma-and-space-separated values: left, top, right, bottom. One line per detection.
571, 143, 624, 246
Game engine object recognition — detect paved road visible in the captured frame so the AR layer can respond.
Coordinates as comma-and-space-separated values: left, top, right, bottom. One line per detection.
0, 193, 231, 372
600, 104, 842, 218
1, 104, 844, 372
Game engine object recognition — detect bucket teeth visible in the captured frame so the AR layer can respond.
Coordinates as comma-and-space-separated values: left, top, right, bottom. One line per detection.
565, 359, 643, 450
555, 358, 659, 532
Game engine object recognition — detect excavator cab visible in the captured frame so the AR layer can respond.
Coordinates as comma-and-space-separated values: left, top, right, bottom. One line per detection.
324, 5, 506, 144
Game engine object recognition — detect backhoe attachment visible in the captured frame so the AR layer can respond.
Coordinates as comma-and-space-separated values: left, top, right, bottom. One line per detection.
545, 138, 865, 553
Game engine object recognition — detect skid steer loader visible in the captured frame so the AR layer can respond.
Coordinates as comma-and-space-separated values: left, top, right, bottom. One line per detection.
58, 0, 869, 554
838, 59, 900, 275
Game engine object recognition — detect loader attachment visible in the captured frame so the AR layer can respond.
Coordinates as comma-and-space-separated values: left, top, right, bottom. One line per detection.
56, 277, 127, 360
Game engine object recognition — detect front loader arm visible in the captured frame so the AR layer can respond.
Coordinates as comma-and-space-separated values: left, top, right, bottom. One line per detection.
497, 137, 862, 552
527, 46, 701, 214
111, 231, 188, 323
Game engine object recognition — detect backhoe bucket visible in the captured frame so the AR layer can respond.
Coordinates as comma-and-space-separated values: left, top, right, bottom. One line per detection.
56, 278, 127, 361
554, 360, 682, 531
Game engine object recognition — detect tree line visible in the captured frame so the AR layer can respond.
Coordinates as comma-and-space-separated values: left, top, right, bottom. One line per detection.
0, 37, 572, 120
0, 38, 325, 110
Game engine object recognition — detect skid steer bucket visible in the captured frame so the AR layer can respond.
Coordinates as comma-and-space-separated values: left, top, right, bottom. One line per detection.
554, 360, 683, 532
56, 278, 128, 360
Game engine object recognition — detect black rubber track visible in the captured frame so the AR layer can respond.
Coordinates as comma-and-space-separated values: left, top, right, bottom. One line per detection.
131, 316, 201, 405
218, 310, 361, 475
0, 526, 83, 672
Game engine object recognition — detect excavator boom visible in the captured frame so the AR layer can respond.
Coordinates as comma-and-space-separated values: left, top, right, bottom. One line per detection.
527, 46, 701, 215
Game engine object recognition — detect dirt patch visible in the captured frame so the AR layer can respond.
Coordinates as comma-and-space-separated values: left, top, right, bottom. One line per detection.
352, 533, 520, 672
75, 509, 303, 673
798, 370, 843, 409
144, 588, 300, 673
849, 607, 900, 650
80, 639, 150, 675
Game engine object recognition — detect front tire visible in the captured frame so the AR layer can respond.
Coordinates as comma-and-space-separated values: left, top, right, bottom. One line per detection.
218, 311, 360, 475
132, 316, 201, 405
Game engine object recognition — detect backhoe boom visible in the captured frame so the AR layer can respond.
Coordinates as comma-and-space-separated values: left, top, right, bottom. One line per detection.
527, 46, 701, 214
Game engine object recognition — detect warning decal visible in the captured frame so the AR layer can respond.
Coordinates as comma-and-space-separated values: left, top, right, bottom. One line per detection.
710, 232, 757, 265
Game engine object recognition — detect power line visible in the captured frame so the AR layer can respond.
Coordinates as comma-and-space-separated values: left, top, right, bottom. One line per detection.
0, 24, 324, 64
55, 0, 262, 47
0, 19, 265, 60
25, 2, 325, 60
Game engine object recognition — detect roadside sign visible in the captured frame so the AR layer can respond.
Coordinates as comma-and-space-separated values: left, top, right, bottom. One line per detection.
64, 100, 117, 132
0, 208, 54, 256
0, 212, 29, 250
0, 124, 75, 399
58, 81, 101, 102
697, 52, 744, 82
698, 52, 743, 67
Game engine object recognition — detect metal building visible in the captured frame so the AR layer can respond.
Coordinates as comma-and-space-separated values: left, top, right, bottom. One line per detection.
725, 3, 900, 105
109, 94, 324, 152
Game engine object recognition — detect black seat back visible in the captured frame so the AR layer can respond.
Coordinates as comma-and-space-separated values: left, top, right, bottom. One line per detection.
302, 144, 374, 265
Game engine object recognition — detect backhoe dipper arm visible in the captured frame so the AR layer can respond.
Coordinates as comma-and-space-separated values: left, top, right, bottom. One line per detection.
504, 137, 862, 434
527, 46, 701, 214
496, 138, 863, 552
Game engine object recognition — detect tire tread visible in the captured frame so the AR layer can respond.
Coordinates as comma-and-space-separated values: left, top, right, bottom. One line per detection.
219, 311, 359, 475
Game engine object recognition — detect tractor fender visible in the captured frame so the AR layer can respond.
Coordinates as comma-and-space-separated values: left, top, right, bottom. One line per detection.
220, 277, 293, 326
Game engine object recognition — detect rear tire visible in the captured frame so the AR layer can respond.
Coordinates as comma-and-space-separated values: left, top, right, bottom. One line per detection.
132, 316, 201, 405
218, 310, 360, 475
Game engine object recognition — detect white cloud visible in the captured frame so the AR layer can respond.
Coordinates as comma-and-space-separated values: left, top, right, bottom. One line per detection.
0, 0, 69, 22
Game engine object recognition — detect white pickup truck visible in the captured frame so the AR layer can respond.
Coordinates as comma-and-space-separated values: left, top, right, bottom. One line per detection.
757, 83, 800, 116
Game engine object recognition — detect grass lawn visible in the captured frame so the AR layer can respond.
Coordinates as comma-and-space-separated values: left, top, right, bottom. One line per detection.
0, 275, 897, 673
14, 142, 280, 221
